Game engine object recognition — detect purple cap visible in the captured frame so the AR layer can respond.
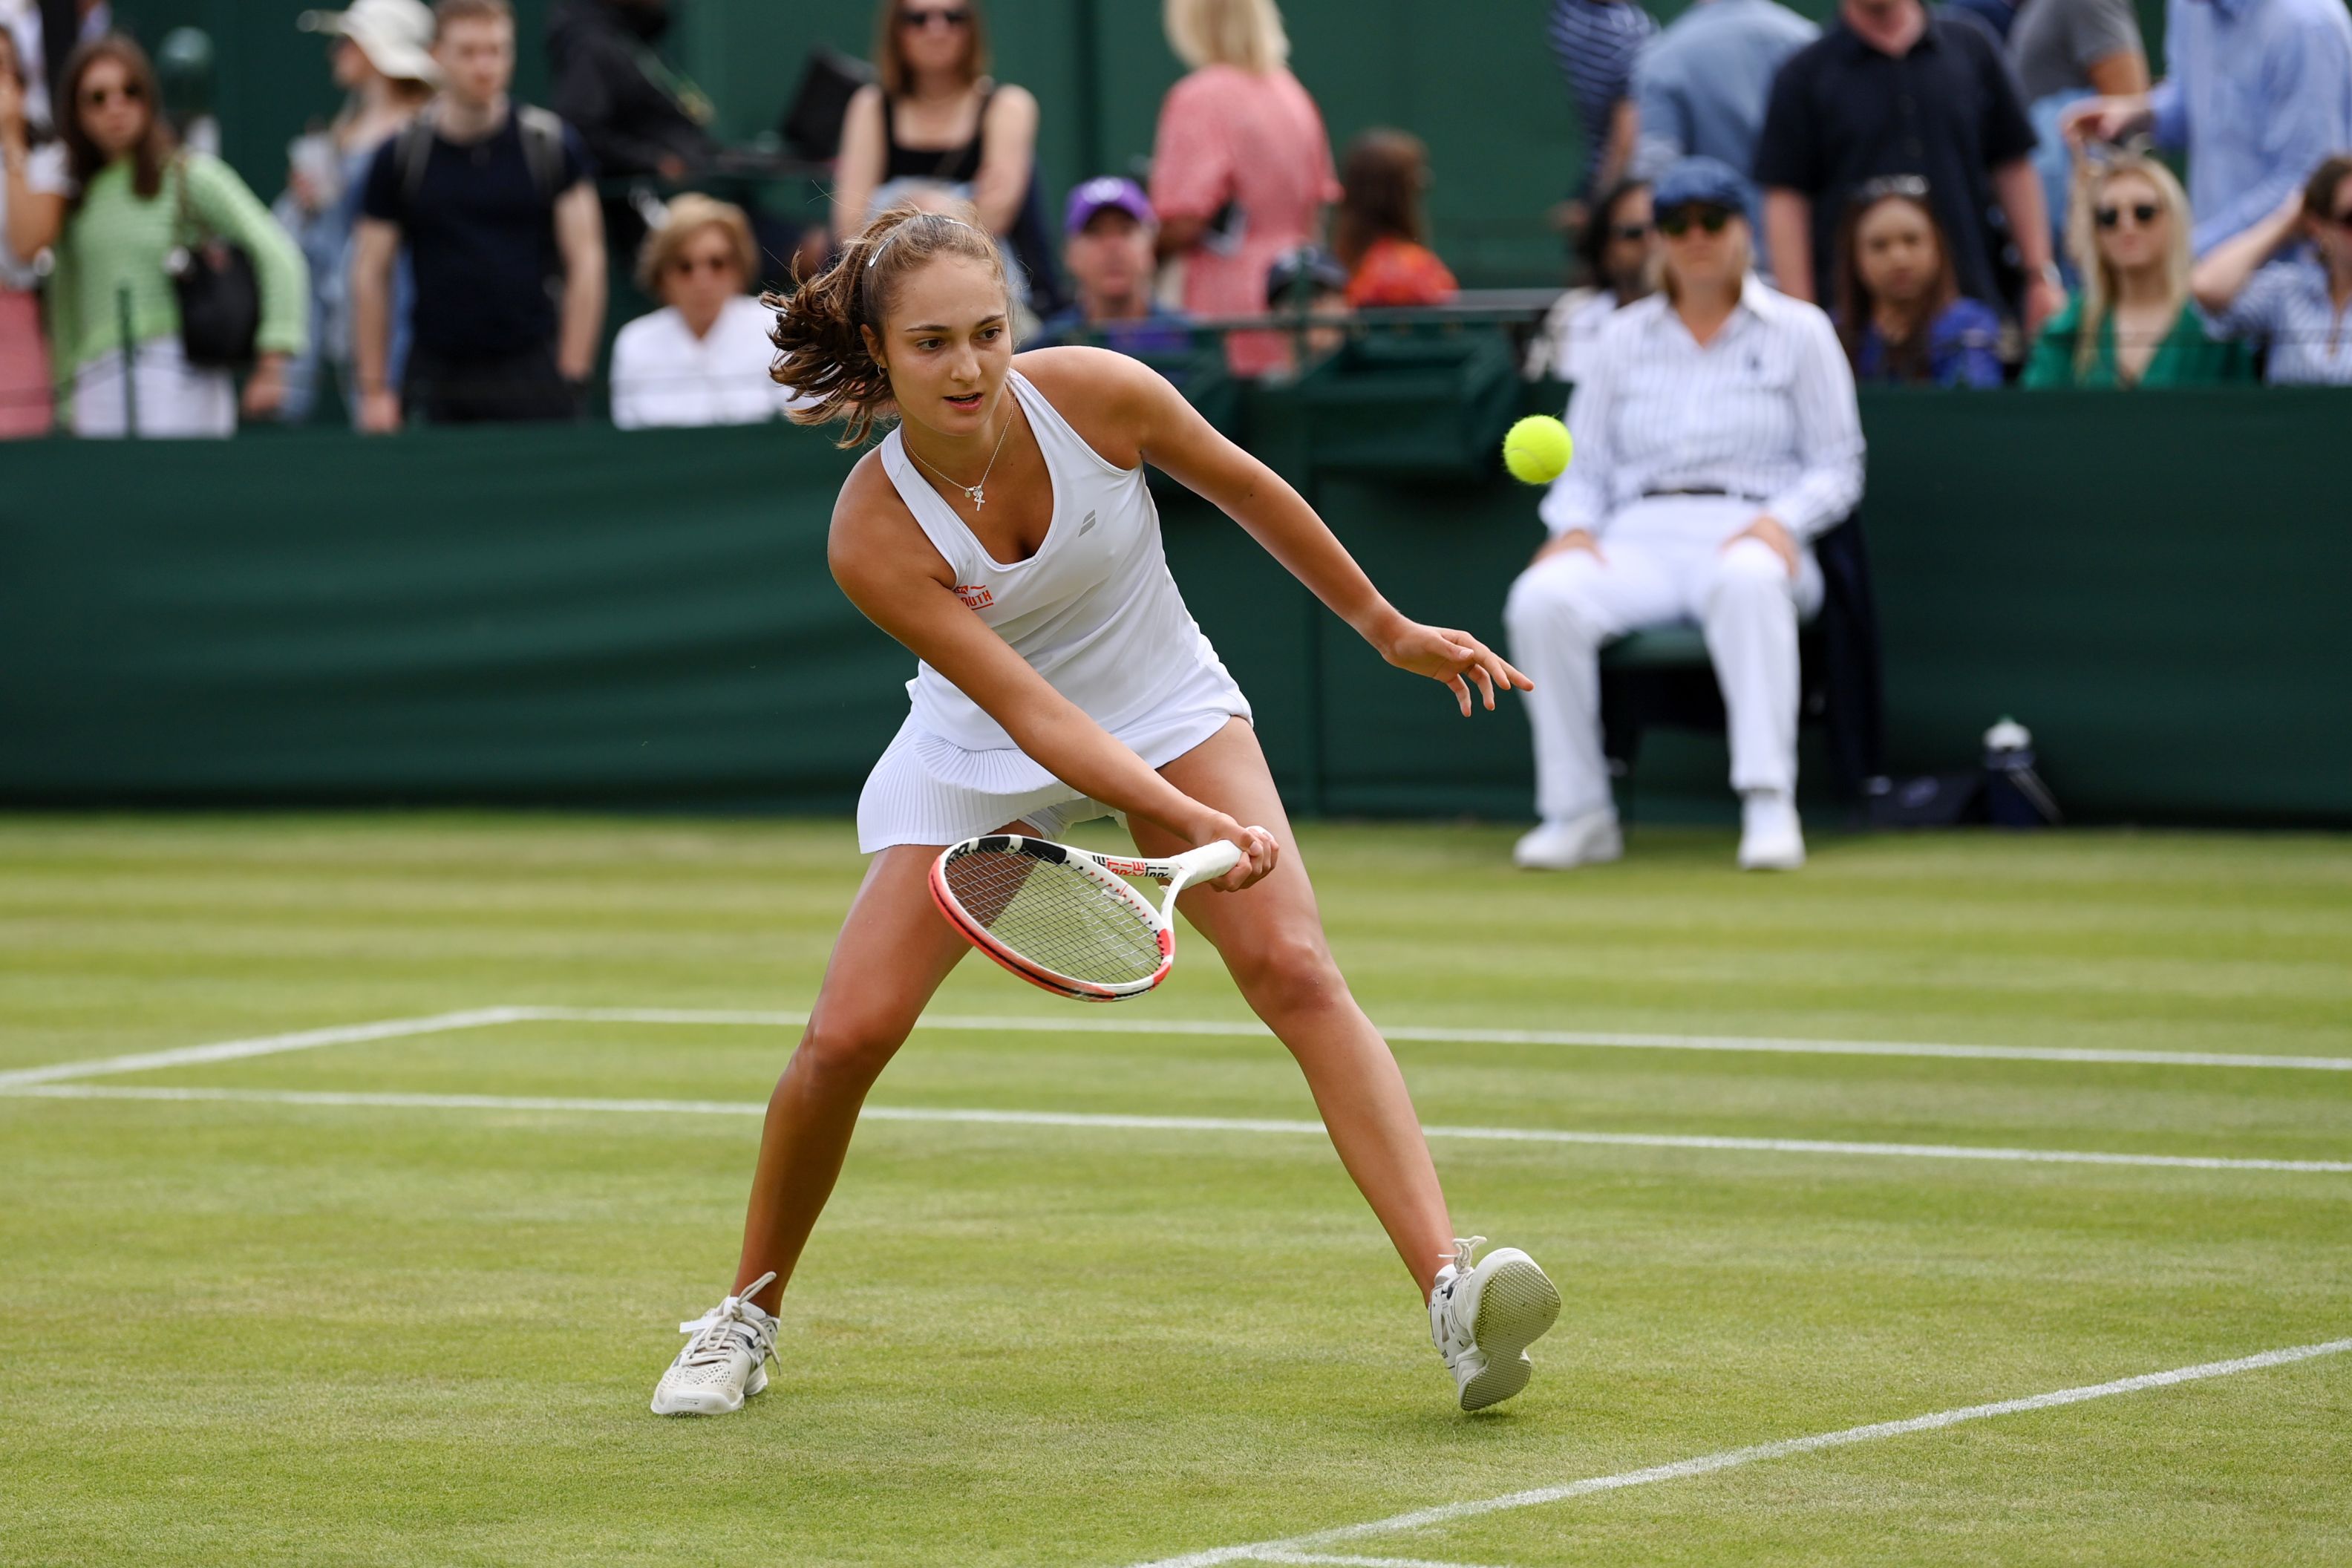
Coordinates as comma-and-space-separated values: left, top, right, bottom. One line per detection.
1065, 177, 1156, 236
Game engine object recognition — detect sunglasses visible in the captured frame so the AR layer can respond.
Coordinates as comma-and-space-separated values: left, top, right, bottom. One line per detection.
81, 81, 143, 109
2094, 201, 2162, 229
1611, 223, 1653, 244
1657, 205, 1733, 238
667, 252, 737, 277
899, 7, 972, 27
2327, 207, 2352, 229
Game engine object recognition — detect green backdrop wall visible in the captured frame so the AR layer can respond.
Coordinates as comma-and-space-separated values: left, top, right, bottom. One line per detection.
4, 388, 2345, 825
106, 0, 2196, 290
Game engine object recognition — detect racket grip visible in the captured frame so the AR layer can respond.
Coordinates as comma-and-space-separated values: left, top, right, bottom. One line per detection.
1178, 837, 1244, 883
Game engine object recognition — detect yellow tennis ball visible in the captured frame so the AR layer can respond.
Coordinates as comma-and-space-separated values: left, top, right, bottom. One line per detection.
1503, 415, 1573, 485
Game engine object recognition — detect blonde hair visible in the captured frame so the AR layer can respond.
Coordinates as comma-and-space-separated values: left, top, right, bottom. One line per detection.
2066, 151, 2192, 383
1164, 0, 1290, 73
765, 198, 1010, 447
637, 195, 760, 294
872, 0, 990, 98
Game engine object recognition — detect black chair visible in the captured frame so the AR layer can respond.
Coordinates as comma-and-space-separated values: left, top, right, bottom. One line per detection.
1598, 512, 1884, 802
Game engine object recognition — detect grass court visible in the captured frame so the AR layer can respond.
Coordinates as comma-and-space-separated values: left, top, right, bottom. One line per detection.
3, 815, 2347, 1566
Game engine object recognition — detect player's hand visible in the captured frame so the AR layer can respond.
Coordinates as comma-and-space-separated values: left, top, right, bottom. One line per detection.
1380, 619, 1533, 715
1531, 529, 1603, 566
1724, 514, 1800, 578
1183, 810, 1279, 893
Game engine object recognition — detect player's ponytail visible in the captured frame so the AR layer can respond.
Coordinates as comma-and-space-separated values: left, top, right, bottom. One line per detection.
767, 199, 1010, 448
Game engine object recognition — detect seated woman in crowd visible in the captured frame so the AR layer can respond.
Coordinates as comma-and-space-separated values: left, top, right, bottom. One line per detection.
1503, 157, 1863, 874
47, 36, 307, 438
829, 0, 1056, 312
1332, 128, 1458, 308
1151, 0, 1339, 376
0, 24, 66, 438
2191, 153, 2352, 386
611, 195, 802, 431
2024, 149, 2250, 389
1832, 176, 2002, 388
1527, 176, 1655, 382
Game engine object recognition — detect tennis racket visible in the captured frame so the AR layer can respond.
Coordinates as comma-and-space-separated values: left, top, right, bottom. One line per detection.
929, 833, 1250, 1001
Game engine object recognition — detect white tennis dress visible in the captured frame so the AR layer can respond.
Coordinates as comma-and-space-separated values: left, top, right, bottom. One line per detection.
855, 369, 1252, 852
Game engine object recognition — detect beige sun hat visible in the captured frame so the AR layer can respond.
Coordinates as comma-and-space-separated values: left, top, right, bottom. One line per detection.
297, 0, 443, 87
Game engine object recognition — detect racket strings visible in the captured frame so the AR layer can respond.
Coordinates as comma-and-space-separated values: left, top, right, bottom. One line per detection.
942, 849, 1163, 985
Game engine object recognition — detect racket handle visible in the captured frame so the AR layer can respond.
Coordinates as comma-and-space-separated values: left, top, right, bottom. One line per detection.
1175, 837, 1244, 883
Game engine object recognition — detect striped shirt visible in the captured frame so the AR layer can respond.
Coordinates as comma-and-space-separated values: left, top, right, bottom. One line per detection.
1548, 0, 1658, 195
1540, 276, 1865, 541
2209, 252, 2352, 386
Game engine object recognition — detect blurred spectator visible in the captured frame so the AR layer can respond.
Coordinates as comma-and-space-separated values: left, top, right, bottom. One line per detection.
1756, 0, 2061, 334
832, 1, 1058, 313
1151, 0, 1339, 377
2066, 0, 2352, 259
611, 193, 797, 428
1505, 156, 1862, 874
2006, 0, 2144, 276
1547, 0, 1656, 223
46, 35, 307, 438
547, 0, 714, 181
1262, 241, 1348, 377
352, 0, 605, 431
1832, 176, 2002, 385
1029, 177, 1192, 353
1528, 176, 1656, 379
1630, 0, 1816, 269
1332, 129, 1458, 309
2193, 154, 2352, 385
26, 2, 114, 124
2023, 149, 2251, 388
279, 0, 437, 425
0, 20, 65, 437
3, 1, 50, 128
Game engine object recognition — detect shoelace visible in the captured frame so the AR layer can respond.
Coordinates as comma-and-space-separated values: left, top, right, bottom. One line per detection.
1444, 1235, 1486, 1283
675, 1270, 780, 1372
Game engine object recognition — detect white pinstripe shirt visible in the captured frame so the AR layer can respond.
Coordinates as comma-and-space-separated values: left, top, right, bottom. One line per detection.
1539, 276, 1866, 541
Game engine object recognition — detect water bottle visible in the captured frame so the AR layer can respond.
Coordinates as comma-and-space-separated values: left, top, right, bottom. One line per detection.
1982, 717, 2059, 826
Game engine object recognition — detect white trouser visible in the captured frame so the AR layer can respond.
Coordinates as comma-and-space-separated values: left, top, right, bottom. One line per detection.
71, 339, 237, 440
1503, 495, 1826, 823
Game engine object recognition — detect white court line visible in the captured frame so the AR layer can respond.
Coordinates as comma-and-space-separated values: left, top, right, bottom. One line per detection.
0, 1008, 535, 1090
13, 1085, 2349, 1173
10, 1007, 2343, 1093
522, 1007, 2352, 1073
1249, 1555, 1505, 1567
1127, 1338, 2352, 1568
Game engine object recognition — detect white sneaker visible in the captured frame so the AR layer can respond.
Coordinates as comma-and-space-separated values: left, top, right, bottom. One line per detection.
650, 1272, 780, 1417
1428, 1236, 1561, 1411
1513, 808, 1623, 870
1737, 791, 1806, 871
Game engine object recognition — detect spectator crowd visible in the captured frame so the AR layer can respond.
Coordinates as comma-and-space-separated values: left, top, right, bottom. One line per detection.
1, 0, 2351, 442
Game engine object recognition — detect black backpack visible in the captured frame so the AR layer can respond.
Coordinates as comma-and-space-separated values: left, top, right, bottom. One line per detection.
391, 104, 570, 210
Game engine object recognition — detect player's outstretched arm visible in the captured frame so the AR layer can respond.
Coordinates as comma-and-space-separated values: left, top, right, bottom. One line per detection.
1084, 350, 1530, 716
828, 462, 1276, 892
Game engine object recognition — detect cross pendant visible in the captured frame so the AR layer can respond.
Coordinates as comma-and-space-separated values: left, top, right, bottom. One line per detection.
967, 486, 986, 510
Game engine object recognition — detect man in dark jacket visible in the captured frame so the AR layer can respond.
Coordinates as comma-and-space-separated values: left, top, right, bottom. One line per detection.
546, 0, 714, 180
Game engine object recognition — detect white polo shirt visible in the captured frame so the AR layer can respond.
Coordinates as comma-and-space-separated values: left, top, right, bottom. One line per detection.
610, 295, 806, 431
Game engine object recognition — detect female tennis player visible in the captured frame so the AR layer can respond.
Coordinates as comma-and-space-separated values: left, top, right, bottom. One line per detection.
650, 200, 1560, 1417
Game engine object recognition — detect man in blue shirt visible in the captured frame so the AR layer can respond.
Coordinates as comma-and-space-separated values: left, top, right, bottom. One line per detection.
2065, 0, 2352, 257
1630, 0, 1817, 265
1030, 178, 1193, 356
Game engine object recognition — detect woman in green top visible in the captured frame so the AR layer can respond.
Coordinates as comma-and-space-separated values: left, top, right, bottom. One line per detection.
48, 35, 307, 437
2024, 150, 2251, 390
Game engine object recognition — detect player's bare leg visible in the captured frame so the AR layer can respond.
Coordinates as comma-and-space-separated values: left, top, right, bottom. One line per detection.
1134, 719, 1456, 1296
1138, 719, 1558, 1408
734, 846, 976, 1310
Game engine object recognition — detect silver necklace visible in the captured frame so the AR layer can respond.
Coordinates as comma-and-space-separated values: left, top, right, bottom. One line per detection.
906, 405, 1016, 511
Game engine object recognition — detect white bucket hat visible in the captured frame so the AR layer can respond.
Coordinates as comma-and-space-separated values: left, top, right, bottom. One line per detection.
297, 0, 442, 88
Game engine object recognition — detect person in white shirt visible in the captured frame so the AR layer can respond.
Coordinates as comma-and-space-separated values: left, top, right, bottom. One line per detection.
1527, 175, 1657, 380
1503, 156, 1864, 872
610, 193, 802, 430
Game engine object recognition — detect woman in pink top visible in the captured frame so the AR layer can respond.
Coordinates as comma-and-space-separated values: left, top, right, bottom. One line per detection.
1150, 0, 1339, 376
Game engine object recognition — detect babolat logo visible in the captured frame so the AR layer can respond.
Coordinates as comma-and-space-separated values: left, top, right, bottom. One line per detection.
1079, 510, 1098, 535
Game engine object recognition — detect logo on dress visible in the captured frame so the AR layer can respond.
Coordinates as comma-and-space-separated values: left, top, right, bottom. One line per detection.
955, 584, 994, 610
1078, 509, 1098, 535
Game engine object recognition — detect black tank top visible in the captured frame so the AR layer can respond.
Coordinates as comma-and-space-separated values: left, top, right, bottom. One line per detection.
883, 85, 992, 183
